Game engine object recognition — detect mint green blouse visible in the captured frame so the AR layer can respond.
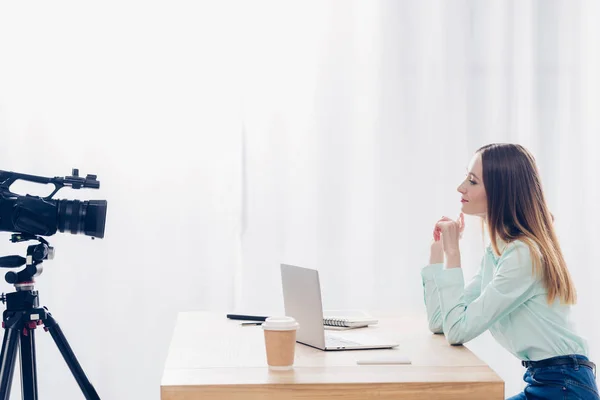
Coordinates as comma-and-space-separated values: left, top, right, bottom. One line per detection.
421, 240, 588, 361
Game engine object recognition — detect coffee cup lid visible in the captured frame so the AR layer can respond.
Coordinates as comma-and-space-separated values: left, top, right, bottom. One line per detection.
261, 316, 299, 331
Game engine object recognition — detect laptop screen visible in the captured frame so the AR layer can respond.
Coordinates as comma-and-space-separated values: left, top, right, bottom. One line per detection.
280, 264, 327, 349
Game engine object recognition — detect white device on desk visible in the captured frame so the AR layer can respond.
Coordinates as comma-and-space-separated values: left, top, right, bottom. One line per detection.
356, 354, 411, 365
281, 264, 398, 351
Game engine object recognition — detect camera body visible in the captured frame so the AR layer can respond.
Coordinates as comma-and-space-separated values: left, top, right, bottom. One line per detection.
0, 168, 107, 239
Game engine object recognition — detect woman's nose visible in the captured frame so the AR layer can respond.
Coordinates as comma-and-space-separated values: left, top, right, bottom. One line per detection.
457, 183, 465, 194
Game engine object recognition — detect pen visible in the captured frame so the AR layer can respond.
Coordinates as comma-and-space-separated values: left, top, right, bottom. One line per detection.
227, 314, 268, 322
240, 322, 263, 326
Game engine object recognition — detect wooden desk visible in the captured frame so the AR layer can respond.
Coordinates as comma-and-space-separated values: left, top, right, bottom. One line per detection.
161, 311, 503, 400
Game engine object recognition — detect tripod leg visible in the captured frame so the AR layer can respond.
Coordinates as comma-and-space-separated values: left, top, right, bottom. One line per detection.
20, 325, 38, 400
43, 313, 100, 400
0, 319, 20, 400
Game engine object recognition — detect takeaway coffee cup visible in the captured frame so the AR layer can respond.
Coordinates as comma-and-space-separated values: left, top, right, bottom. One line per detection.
261, 316, 299, 370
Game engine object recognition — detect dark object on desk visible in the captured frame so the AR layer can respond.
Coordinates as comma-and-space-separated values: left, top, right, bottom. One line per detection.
226, 314, 268, 322
240, 322, 263, 326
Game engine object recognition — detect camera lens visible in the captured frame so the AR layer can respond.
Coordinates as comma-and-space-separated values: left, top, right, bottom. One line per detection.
57, 200, 107, 238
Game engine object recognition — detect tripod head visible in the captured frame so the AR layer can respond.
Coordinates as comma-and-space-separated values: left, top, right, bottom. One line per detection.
0, 233, 53, 287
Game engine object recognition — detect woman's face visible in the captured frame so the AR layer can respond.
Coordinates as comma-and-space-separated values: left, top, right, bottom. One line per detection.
457, 153, 487, 217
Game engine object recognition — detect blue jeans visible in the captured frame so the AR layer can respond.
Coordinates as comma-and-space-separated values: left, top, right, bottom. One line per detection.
507, 355, 599, 400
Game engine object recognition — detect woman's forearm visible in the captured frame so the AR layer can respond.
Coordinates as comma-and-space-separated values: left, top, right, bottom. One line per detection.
430, 250, 444, 265
444, 251, 461, 269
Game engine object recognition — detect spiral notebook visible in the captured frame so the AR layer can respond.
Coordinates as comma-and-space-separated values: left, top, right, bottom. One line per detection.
323, 310, 378, 330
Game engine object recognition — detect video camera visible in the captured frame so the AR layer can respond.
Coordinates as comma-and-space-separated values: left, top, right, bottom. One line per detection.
0, 168, 107, 239
0, 168, 107, 399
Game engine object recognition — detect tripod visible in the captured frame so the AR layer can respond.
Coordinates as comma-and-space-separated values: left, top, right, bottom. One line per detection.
0, 234, 100, 400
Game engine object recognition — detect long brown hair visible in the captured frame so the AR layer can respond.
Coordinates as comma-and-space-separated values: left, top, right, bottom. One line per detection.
477, 143, 576, 304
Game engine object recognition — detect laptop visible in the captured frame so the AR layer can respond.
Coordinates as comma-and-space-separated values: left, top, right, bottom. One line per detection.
281, 263, 398, 351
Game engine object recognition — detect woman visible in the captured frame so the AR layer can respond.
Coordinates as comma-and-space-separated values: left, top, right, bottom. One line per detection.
421, 143, 599, 399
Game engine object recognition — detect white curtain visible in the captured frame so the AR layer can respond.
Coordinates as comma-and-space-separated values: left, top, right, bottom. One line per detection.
238, 0, 600, 397
0, 1, 598, 399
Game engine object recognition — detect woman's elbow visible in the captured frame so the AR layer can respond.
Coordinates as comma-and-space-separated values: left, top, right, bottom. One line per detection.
445, 334, 464, 346
444, 327, 467, 345
428, 319, 443, 334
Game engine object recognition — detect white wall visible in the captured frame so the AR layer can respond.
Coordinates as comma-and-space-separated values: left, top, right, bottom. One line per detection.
0, 1, 598, 399
0, 2, 245, 399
